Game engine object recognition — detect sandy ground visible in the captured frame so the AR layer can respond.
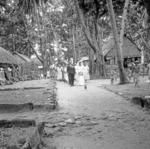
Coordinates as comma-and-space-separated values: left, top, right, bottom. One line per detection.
44, 80, 150, 149
1, 79, 150, 149
102, 77, 150, 99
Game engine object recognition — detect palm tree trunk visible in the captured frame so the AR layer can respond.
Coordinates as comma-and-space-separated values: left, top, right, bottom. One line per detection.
120, 0, 130, 54
106, 0, 128, 84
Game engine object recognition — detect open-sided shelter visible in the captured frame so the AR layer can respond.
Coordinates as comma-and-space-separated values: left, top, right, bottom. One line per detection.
102, 37, 141, 67
0, 47, 18, 83
13, 52, 33, 80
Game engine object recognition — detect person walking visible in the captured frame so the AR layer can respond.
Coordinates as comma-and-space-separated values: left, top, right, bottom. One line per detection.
83, 62, 90, 89
133, 61, 140, 87
83, 62, 90, 81
57, 65, 62, 81
147, 61, 150, 84
77, 62, 85, 86
63, 64, 68, 83
67, 63, 75, 86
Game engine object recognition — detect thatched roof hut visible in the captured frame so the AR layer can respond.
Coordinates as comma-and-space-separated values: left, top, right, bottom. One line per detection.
102, 37, 141, 58
13, 52, 31, 64
13, 52, 33, 79
0, 47, 18, 65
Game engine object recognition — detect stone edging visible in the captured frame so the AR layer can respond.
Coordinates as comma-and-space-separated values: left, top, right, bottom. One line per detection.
101, 85, 150, 109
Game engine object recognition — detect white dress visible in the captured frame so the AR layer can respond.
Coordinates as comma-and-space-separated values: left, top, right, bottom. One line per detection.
47, 70, 50, 78
83, 65, 90, 81
57, 67, 62, 80
77, 66, 85, 86
64, 67, 68, 82
75, 65, 79, 82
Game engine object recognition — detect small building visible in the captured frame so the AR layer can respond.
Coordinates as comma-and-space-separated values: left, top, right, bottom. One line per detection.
30, 57, 43, 78
13, 52, 41, 80
0, 47, 18, 83
13, 52, 33, 80
102, 37, 141, 67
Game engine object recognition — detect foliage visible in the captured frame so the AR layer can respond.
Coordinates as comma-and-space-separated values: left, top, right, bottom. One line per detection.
0, 1, 34, 56
1, 0, 150, 68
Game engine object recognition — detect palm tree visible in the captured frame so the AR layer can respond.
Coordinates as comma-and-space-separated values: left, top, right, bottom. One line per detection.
106, 0, 128, 84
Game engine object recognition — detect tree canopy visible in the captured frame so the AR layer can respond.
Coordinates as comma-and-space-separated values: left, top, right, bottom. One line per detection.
1, 0, 150, 75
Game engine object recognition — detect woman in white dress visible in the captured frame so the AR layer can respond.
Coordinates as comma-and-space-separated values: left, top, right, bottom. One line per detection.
63, 65, 68, 82
56, 66, 62, 81
83, 62, 90, 81
75, 64, 79, 83
77, 62, 85, 86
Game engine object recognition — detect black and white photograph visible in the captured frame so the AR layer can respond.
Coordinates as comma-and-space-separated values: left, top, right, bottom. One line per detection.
0, 0, 150, 148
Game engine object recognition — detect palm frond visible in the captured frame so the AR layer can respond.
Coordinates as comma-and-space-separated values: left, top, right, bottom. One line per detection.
17, 0, 48, 14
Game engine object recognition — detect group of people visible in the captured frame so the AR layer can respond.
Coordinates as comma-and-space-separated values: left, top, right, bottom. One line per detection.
0, 66, 20, 85
110, 61, 150, 87
56, 61, 90, 88
75, 62, 90, 87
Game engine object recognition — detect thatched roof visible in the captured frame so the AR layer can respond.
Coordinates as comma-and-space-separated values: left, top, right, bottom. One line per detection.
0, 47, 18, 65
14, 54, 26, 64
13, 52, 31, 64
102, 37, 141, 58
31, 57, 42, 66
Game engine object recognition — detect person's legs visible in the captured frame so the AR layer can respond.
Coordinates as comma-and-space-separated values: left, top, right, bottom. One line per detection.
134, 73, 140, 87
70, 74, 73, 86
72, 74, 75, 86
68, 74, 70, 85
69, 73, 72, 85
84, 78, 87, 89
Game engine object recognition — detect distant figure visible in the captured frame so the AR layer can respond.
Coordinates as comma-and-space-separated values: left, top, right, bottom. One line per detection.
43, 71, 47, 79
127, 68, 132, 81
40, 73, 44, 79
67, 63, 75, 86
63, 65, 68, 83
50, 65, 56, 79
46, 70, 50, 79
110, 69, 115, 85
83, 62, 90, 81
133, 61, 140, 87
0, 68, 5, 85
147, 61, 150, 83
56, 66, 62, 81
77, 62, 85, 86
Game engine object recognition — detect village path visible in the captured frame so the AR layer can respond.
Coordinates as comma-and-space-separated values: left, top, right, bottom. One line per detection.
45, 80, 150, 149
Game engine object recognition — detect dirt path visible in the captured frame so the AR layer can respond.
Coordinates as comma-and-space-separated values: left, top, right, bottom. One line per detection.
45, 81, 150, 149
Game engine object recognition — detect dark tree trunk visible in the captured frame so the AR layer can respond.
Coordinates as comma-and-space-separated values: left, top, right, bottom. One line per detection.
42, 60, 47, 78
74, 0, 105, 78
89, 49, 95, 79
107, 0, 128, 84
